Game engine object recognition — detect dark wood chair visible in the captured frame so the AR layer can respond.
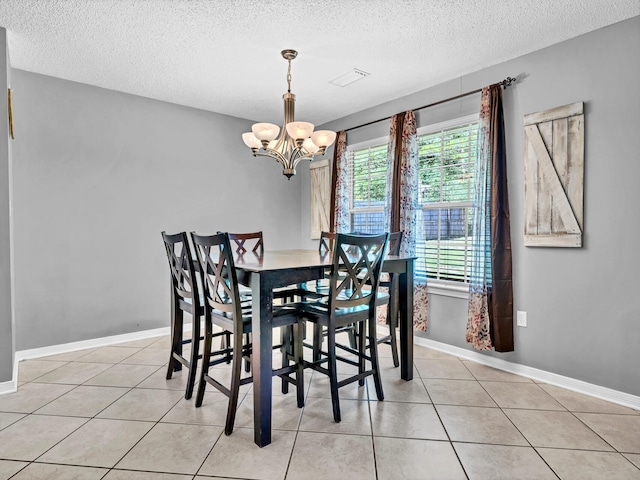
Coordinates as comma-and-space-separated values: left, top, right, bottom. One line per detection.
228, 231, 264, 257
161, 231, 203, 400
298, 231, 359, 360
227, 231, 308, 374
191, 231, 305, 435
228, 231, 308, 302
299, 233, 389, 422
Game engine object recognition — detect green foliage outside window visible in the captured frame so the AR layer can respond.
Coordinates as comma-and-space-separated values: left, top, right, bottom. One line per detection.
352, 145, 388, 206
419, 124, 475, 205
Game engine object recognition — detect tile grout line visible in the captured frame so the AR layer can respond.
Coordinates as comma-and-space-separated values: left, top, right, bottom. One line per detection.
468, 365, 564, 479
282, 370, 315, 480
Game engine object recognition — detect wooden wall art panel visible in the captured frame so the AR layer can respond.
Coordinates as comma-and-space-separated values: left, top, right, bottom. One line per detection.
310, 159, 330, 239
524, 102, 584, 247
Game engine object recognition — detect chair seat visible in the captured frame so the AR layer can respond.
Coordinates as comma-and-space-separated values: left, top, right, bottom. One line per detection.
209, 304, 301, 333
297, 291, 389, 326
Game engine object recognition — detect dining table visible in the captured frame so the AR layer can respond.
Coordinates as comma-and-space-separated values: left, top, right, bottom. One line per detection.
232, 248, 416, 447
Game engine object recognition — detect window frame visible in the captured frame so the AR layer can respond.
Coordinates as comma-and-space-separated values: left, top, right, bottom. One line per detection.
415, 113, 478, 297
346, 138, 389, 234
344, 113, 479, 298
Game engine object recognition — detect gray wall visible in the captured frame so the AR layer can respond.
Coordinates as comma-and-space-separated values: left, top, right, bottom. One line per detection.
300, 17, 640, 396
0, 28, 14, 381
11, 70, 303, 351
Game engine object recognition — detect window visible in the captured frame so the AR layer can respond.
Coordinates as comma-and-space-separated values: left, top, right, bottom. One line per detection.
416, 115, 478, 284
347, 141, 389, 233
345, 114, 478, 290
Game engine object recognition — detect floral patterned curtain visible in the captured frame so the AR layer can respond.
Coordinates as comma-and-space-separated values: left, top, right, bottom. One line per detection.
466, 85, 514, 352
385, 111, 429, 331
330, 131, 349, 233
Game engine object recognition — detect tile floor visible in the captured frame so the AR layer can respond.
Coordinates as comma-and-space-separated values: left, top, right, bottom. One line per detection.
1, 333, 639, 480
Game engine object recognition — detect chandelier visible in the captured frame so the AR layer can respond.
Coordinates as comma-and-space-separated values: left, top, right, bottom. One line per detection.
241, 49, 336, 179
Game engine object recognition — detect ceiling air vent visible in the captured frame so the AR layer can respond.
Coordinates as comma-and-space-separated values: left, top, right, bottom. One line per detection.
329, 69, 370, 87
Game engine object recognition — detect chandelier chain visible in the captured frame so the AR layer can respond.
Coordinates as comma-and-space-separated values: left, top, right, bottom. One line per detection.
286, 59, 292, 93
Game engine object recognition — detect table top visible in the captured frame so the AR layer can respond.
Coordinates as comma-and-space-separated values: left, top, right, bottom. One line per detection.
232, 248, 415, 273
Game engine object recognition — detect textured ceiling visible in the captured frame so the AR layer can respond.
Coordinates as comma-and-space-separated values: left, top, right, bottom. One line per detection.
0, 1, 638, 126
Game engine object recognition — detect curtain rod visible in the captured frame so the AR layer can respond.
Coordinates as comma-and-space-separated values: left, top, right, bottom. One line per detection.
344, 76, 516, 133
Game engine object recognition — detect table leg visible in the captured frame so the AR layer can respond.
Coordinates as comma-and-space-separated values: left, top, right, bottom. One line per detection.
399, 260, 414, 380
251, 272, 273, 447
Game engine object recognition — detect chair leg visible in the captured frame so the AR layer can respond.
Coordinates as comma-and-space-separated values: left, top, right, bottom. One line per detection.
312, 324, 322, 362
185, 315, 200, 399
166, 306, 183, 380
281, 327, 291, 394
327, 325, 341, 423
195, 317, 212, 408
293, 322, 305, 408
220, 331, 232, 364
357, 320, 366, 387
347, 325, 357, 350
225, 331, 244, 436
244, 332, 251, 373
368, 314, 384, 402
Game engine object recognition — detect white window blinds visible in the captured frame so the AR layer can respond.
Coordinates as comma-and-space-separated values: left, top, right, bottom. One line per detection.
417, 116, 478, 282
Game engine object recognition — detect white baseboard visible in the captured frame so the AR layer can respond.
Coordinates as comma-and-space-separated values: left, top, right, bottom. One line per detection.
409, 333, 640, 411
5, 325, 640, 411
1, 326, 176, 397
0, 379, 17, 395
14, 326, 171, 363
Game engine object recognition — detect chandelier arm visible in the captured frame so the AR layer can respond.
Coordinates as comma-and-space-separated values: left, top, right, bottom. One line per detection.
253, 149, 288, 167
290, 148, 316, 170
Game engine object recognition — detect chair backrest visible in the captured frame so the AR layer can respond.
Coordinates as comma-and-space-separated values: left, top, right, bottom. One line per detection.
161, 231, 200, 308
228, 231, 264, 256
191, 232, 243, 328
329, 233, 388, 311
350, 230, 401, 256
318, 231, 336, 254
388, 231, 403, 256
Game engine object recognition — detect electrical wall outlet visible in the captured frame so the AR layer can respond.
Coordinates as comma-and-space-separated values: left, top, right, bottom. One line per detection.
516, 311, 527, 327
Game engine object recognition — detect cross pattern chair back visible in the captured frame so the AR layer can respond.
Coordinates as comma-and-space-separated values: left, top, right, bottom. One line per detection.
318, 231, 336, 254
228, 231, 264, 256
161, 231, 203, 400
195, 233, 243, 321
329, 234, 387, 310
301, 232, 389, 422
190, 231, 305, 435
228, 231, 307, 306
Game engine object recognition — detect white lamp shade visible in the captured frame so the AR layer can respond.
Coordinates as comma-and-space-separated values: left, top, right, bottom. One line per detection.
302, 138, 320, 154
252, 123, 280, 142
286, 121, 314, 140
242, 132, 262, 149
311, 130, 337, 147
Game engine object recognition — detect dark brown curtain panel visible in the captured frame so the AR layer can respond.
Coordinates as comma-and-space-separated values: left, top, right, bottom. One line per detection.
488, 85, 513, 352
388, 113, 405, 233
466, 84, 513, 352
